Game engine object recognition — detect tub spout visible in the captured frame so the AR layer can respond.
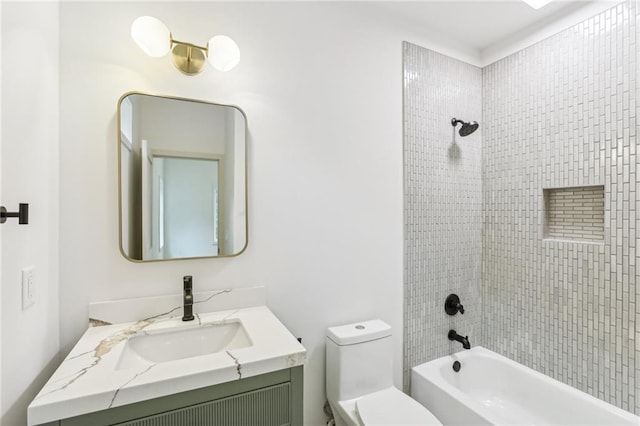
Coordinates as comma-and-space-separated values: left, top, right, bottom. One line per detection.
448, 329, 470, 349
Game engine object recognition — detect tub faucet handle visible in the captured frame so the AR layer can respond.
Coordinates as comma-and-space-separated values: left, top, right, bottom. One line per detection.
445, 294, 464, 315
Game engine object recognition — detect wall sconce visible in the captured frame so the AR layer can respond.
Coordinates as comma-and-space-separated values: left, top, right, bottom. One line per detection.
131, 16, 240, 76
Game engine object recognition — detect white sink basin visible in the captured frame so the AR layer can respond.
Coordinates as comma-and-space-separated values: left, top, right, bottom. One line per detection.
116, 320, 252, 370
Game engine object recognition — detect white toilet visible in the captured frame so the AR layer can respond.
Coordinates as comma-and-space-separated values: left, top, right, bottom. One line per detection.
326, 319, 442, 426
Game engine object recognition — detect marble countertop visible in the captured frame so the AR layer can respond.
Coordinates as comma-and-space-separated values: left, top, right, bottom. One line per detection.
27, 305, 306, 426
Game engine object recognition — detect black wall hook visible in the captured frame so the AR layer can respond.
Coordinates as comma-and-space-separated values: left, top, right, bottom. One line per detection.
0, 203, 29, 224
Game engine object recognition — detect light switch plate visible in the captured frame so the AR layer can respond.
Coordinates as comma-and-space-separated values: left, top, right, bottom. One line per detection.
22, 266, 35, 310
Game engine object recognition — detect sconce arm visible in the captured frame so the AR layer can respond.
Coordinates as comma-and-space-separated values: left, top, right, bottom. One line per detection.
171, 38, 208, 52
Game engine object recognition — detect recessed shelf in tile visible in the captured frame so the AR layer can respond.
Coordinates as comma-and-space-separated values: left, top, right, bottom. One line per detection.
543, 186, 604, 243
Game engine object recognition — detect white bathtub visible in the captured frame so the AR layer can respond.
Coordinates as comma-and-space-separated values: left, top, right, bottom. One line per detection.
411, 346, 639, 426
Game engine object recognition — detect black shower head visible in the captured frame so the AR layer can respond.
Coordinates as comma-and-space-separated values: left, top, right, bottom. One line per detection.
451, 118, 479, 137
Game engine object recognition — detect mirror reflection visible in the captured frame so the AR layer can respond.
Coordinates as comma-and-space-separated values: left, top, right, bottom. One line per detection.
118, 93, 247, 261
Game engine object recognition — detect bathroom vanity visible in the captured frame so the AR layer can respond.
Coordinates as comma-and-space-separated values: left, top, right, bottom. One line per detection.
28, 291, 306, 426
37, 366, 302, 426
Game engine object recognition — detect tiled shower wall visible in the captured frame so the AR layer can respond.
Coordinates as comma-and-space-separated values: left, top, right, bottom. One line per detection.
404, 1, 639, 413
403, 42, 483, 388
483, 0, 639, 413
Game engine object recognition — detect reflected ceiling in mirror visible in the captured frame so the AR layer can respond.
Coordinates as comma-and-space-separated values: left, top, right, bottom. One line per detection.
118, 93, 247, 261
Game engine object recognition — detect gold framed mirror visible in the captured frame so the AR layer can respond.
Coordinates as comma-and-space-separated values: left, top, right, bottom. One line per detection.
118, 92, 247, 261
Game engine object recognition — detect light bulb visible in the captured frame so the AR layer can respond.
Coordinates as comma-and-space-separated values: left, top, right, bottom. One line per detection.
131, 16, 171, 58
520, 0, 553, 9
207, 35, 240, 72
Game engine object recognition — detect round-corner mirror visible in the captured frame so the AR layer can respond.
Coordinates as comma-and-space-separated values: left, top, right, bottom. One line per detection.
118, 92, 247, 261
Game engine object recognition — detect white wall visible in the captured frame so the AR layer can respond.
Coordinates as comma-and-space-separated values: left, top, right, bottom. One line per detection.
0, 0, 4, 417
57, 3, 458, 424
1, 2, 59, 425
137, 96, 228, 154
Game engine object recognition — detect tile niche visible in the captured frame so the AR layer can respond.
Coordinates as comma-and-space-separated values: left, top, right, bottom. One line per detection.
543, 186, 605, 243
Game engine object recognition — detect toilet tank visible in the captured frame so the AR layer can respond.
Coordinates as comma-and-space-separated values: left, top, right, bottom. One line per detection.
326, 319, 393, 402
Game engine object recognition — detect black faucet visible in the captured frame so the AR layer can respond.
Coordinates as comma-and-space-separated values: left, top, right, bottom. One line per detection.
445, 294, 465, 315
182, 275, 194, 321
448, 329, 470, 349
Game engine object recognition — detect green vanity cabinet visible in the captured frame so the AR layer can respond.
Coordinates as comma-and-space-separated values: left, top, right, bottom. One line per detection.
41, 367, 303, 426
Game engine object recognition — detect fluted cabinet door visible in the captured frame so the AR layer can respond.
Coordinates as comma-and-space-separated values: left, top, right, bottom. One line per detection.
53, 367, 303, 426
116, 383, 291, 426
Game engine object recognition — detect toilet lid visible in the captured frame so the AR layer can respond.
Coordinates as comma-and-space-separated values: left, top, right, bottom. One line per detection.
355, 388, 442, 426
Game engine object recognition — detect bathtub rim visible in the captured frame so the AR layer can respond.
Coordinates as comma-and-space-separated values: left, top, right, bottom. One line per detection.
410, 346, 639, 423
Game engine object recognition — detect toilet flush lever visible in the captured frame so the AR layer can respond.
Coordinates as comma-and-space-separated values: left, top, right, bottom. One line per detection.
445, 294, 464, 315
0, 203, 29, 225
